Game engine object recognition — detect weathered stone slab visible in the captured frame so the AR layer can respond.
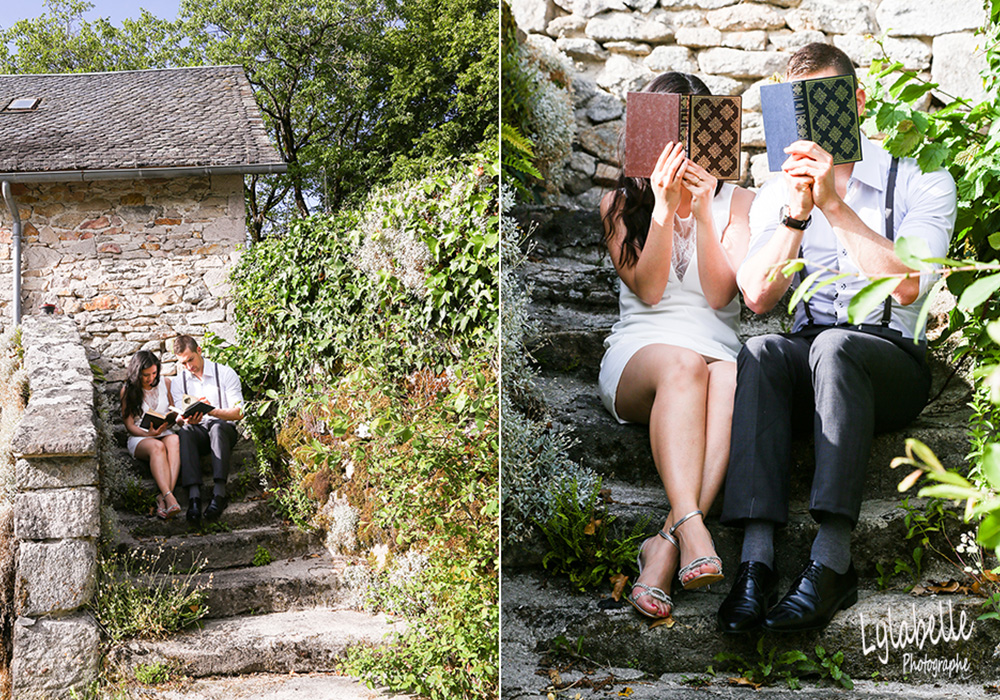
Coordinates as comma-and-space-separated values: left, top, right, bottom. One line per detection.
876, 0, 985, 37
14, 487, 100, 540
546, 14, 587, 38
15, 456, 99, 490
585, 92, 624, 123
785, 0, 875, 35
509, 0, 553, 33
644, 45, 698, 73
604, 40, 652, 55
576, 122, 623, 163
721, 30, 768, 51
697, 48, 788, 79
767, 28, 827, 53
556, 36, 608, 61
706, 3, 786, 31
673, 26, 723, 48
741, 110, 766, 148
12, 404, 97, 457
585, 13, 673, 44
932, 32, 989, 105
16, 539, 97, 615
834, 34, 931, 71
11, 613, 101, 698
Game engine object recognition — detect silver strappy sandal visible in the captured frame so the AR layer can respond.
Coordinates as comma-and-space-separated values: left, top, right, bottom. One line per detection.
627, 528, 677, 619
669, 509, 724, 591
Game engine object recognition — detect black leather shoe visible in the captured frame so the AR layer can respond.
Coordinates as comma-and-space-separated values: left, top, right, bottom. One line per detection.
204, 495, 229, 521
717, 561, 778, 634
764, 560, 858, 632
186, 497, 202, 523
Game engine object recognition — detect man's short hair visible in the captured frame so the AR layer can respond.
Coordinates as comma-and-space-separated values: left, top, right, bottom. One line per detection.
786, 43, 857, 81
173, 335, 199, 354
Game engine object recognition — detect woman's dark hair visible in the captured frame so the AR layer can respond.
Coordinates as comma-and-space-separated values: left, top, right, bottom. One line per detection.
603, 72, 725, 268
122, 350, 161, 420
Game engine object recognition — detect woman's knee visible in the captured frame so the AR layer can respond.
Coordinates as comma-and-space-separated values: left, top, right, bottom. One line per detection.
659, 348, 709, 388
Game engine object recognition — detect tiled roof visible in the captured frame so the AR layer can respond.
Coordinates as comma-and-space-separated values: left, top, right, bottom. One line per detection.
0, 66, 286, 177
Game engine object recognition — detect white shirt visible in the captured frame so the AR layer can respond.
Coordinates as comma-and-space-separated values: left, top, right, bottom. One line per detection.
739, 137, 957, 339
170, 360, 243, 419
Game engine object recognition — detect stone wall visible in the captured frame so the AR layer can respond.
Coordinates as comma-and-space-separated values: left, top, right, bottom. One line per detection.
9, 315, 101, 699
509, 0, 989, 205
0, 174, 246, 382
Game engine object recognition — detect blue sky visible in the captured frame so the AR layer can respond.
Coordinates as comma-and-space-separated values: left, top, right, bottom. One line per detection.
3, 0, 182, 29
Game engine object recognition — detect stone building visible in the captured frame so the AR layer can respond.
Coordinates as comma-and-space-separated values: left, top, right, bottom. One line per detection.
0, 65, 286, 380
509, 0, 989, 205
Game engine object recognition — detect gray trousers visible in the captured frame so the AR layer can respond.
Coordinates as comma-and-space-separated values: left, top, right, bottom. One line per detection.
178, 418, 238, 488
720, 325, 931, 527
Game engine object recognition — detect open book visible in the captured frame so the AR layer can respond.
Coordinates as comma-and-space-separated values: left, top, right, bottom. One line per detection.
139, 394, 214, 430
624, 92, 742, 180
760, 74, 862, 172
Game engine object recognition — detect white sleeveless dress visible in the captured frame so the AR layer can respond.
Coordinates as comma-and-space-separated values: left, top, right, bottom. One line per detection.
127, 380, 176, 457
598, 183, 742, 423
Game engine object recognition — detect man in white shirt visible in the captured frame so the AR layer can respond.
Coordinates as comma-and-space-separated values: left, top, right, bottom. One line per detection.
717, 44, 957, 634
171, 335, 245, 523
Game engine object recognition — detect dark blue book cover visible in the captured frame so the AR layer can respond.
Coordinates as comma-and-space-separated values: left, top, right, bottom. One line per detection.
760, 75, 862, 172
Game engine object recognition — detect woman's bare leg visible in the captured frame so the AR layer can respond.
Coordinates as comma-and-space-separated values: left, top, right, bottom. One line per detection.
161, 433, 181, 510
615, 344, 719, 612
698, 361, 736, 515
136, 438, 171, 503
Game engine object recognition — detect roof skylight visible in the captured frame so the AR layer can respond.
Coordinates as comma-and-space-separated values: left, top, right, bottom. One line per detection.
4, 98, 40, 111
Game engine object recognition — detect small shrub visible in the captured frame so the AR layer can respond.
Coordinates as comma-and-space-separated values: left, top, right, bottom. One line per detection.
92, 548, 210, 642
133, 662, 170, 685
251, 545, 273, 567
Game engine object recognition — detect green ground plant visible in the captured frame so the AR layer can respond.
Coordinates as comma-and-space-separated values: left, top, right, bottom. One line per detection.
711, 638, 853, 690
539, 477, 648, 592
251, 545, 273, 567
132, 662, 170, 685
91, 547, 210, 642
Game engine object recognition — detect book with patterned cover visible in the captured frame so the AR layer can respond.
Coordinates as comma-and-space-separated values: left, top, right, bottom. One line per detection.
624, 92, 742, 180
760, 74, 862, 172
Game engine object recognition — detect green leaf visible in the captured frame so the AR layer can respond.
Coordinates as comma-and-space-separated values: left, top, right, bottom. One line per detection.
897, 82, 935, 103
916, 142, 949, 172
957, 272, 1000, 311
983, 443, 1000, 490
916, 484, 980, 501
895, 236, 933, 270
788, 269, 825, 314
977, 513, 1000, 549
912, 276, 947, 340
846, 277, 903, 324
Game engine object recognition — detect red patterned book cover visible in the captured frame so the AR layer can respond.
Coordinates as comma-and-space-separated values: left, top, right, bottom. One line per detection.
624, 92, 742, 180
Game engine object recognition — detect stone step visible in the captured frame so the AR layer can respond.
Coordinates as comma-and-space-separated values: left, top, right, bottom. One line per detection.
504, 485, 955, 579
515, 205, 605, 264
193, 553, 347, 619
109, 608, 401, 678
502, 569, 1000, 685
136, 672, 411, 699
527, 304, 616, 379
533, 374, 972, 498
118, 523, 322, 572
118, 499, 276, 538
520, 258, 619, 312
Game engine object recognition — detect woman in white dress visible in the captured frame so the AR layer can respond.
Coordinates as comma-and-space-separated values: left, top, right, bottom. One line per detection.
121, 350, 181, 519
599, 73, 754, 618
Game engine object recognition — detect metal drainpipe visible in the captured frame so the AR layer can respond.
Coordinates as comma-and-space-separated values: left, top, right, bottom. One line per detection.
1, 181, 22, 326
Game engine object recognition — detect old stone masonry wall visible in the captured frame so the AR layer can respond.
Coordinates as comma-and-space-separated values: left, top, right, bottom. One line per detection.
510, 0, 989, 205
9, 316, 101, 699
0, 173, 245, 381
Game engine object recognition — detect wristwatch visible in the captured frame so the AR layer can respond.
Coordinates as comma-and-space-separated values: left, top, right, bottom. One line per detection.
780, 205, 811, 230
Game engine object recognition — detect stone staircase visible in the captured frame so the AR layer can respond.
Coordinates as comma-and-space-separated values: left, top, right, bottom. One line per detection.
106, 434, 402, 695
503, 205, 1000, 698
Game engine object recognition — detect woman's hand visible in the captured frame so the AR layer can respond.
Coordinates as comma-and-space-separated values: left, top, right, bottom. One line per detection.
650, 142, 688, 221
682, 160, 717, 222
147, 422, 168, 438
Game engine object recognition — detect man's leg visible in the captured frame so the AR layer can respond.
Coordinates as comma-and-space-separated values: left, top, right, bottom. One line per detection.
178, 424, 211, 522
204, 420, 238, 520
765, 328, 931, 632
718, 332, 814, 633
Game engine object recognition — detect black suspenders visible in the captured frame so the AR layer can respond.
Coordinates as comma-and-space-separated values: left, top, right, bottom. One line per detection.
796, 156, 900, 326
181, 362, 226, 409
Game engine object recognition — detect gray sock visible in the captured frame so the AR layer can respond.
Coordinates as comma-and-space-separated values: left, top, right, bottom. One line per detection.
741, 519, 774, 568
213, 480, 227, 498
189, 485, 201, 500
810, 515, 852, 574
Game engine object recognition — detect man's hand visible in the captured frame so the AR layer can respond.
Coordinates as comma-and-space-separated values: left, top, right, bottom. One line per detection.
781, 141, 841, 217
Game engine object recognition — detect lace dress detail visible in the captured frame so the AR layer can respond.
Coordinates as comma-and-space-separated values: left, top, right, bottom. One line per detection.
671, 212, 697, 282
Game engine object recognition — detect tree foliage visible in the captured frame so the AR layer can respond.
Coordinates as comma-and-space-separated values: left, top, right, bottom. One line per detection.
0, 0, 497, 239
